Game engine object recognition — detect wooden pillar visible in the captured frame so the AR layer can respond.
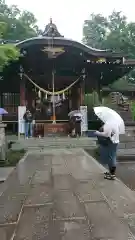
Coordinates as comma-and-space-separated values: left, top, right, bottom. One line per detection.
20, 78, 26, 106
77, 87, 80, 109
69, 90, 72, 111
71, 84, 79, 110
97, 79, 102, 103
80, 80, 85, 106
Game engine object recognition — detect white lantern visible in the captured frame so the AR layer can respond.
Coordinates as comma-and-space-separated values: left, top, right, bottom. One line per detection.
38, 90, 41, 99
62, 92, 65, 100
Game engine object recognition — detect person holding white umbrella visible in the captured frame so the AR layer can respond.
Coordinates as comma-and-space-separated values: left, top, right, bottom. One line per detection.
94, 106, 125, 180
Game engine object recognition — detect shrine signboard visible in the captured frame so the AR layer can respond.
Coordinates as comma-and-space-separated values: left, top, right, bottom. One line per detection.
18, 106, 26, 137
80, 106, 88, 133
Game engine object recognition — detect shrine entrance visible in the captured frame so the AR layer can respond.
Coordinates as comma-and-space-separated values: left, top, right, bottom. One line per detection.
1, 18, 135, 135
17, 19, 86, 135
23, 70, 84, 136
23, 71, 83, 122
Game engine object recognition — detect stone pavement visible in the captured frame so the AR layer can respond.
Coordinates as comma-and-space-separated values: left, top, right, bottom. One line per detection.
0, 167, 14, 182
0, 148, 135, 239
11, 136, 96, 150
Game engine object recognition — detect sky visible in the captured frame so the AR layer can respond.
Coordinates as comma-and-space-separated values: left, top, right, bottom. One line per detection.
6, 0, 135, 42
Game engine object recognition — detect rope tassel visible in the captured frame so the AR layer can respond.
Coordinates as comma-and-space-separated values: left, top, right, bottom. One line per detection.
57, 94, 60, 101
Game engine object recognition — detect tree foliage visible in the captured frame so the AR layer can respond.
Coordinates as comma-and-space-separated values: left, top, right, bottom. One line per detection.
83, 10, 135, 57
0, 0, 42, 69
83, 11, 135, 88
0, 44, 19, 70
0, 0, 41, 40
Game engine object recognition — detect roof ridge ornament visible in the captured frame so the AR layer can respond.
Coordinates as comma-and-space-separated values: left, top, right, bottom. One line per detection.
42, 18, 63, 37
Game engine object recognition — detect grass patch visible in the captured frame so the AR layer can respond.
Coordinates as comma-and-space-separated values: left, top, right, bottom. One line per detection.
0, 149, 26, 167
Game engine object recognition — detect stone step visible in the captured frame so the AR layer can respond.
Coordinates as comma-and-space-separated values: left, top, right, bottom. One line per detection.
12, 137, 97, 150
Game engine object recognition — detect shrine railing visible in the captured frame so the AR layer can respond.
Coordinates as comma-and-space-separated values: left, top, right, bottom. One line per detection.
1, 93, 20, 115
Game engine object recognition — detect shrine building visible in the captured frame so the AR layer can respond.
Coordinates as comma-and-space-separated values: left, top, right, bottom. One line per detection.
0, 19, 135, 135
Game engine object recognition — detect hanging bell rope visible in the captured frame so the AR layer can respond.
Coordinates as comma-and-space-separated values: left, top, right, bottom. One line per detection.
23, 73, 82, 95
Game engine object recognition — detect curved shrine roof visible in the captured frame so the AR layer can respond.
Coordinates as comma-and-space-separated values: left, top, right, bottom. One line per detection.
1, 19, 132, 61
15, 36, 124, 58
14, 18, 125, 59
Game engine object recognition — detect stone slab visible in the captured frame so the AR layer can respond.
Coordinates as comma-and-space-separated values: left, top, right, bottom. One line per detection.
124, 213, 135, 236
0, 167, 14, 182
31, 170, 51, 185
53, 175, 74, 190
0, 148, 134, 239
52, 165, 70, 175
52, 156, 66, 165
75, 181, 104, 202
11, 137, 96, 151
56, 221, 91, 240
99, 182, 135, 218
14, 206, 52, 240
53, 193, 85, 220
25, 185, 52, 206
0, 193, 25, 224
54, 190, 76, 204
85, 201, 129, 239
14, 217, 91, 240
0, 224, 15, 240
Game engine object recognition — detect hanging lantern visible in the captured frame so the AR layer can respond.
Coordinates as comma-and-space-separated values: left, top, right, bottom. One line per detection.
38, 90, 41, 99
62, 92, 65, 100
45, 93, 48, 99
19, 65, 23, 79
57, 94, 60, 101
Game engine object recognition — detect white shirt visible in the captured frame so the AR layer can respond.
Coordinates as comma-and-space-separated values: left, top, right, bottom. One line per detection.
97, 122, 120, 144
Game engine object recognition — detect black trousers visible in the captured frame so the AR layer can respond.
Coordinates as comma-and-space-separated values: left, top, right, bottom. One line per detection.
75, 121, 81, 136
69, 121, 74, 134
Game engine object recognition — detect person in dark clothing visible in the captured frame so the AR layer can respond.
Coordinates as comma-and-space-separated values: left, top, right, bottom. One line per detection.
23, 109, 33, 138
68, 116, 73, 136
75, 115, 82, 137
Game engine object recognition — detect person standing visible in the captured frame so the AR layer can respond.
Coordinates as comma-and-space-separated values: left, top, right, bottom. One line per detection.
23, 109, 33, 138
68, 116, 74, 137
75, 115, 82, 137
95, 121, 119, 180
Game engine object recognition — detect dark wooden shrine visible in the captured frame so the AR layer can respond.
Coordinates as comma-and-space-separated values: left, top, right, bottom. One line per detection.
0, 19, 135, 135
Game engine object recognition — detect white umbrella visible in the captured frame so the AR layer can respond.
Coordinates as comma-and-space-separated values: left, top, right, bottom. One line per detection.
94, 106, 125, 134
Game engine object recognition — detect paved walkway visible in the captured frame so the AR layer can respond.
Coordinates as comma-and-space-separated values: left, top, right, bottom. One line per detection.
11, 137, 96, 150
0, 148, 135, 239
0, 167, 14, 183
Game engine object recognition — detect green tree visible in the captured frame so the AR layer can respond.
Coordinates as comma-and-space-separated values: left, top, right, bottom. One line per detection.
83, 11, 135, 86
83, 10, 135, 56
0, 44, 19, 70
83, 13, 108, 49
0, 0, 40, 40
0, 0, 42, 70
0, 21, 19, 70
